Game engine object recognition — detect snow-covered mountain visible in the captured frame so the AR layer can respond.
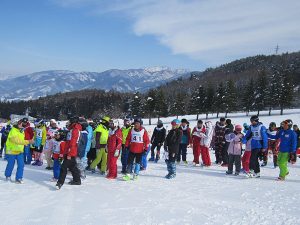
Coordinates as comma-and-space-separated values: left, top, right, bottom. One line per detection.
0, 67, 189, 100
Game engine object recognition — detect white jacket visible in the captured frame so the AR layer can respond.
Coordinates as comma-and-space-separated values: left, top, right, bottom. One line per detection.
200, 122, 214, 147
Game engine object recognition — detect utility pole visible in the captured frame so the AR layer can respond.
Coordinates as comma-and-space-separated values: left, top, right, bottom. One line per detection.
275, 44, 279, 55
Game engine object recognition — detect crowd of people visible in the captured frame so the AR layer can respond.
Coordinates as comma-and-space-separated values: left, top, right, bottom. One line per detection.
0, 114, 299, 189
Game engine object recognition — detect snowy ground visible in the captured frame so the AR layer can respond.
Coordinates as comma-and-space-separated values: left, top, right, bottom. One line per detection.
0, 109, 299, 225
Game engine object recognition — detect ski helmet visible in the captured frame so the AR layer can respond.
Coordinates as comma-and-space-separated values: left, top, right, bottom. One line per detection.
101, 116, 111, 124
250, 115, 259, 122
269, 122, 276, 128
34, 119, 44, 126
285, 119, 293, 129
197, 120, 203, 124
157, 120, 163, 125
235, 125, 242, 132
109, 119, 119, 128
171, 119, 180, 126
181, 118, 188, 124
134, 117, 143, 125
69, 116, 79, 124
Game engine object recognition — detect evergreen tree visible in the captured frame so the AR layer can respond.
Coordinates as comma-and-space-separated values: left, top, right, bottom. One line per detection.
254, 70, 268, 116
242, 78, 255, 116
155, 89, 168, 118
170, 93, 186, 118
131, 92, 144, 117
278, 67, 294, 115
203, 84, 215, 119
144, 89, 156, 125
189, 85, 206, 120
224, 80, 237, 117
215, 82, 226, 118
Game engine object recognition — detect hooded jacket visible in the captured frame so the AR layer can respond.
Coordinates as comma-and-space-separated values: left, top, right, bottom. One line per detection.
64, 123, 82, 157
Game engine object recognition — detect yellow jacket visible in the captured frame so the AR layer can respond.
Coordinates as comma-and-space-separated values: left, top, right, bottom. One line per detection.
6, 127, 30, 155
95, 124, 109, 145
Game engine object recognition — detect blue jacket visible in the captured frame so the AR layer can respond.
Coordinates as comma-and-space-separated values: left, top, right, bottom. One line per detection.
78, 130, 88, 159
268, 129, 297, 153
85, 125, 93, 157
244, 123, 268, 150
1, 124, 12, 141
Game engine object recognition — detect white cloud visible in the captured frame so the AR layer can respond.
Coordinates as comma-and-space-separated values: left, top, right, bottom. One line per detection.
54, 0, 300, 66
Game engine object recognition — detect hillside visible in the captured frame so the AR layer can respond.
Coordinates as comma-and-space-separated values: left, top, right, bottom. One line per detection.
0, 67, 189, 101
0, 52, 299, 119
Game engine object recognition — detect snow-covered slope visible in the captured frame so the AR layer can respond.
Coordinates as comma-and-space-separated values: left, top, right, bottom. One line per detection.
0, 109, 299, 225
0, 67, 189, 100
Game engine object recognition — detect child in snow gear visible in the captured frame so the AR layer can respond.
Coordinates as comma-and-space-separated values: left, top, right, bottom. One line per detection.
242, 137, 252, 175
262, 122, 280, 168
225, 125, 244, 176
141, 145, 151, 170
86, 121, 97, 169
293, 125, 300, 157
123, 118, 150, 181
192, 120, 206, 166
223, 119, 234, 166
44, 119, 59, 170
5, 118, 34, 183
76, 118, 89, 179
177, 119, 192, 164
0, 120, 12, 158
268, 120, 297, 181
107, 119, 122, 179
286, 120, 297, 164
149, 120, 166, 163
244, 115, 268, 178
121, 118, 132, 173
164, 119, 182, 179
23, 119, 34, 164
32, 119, 47, 166
199, 121, 213, 167
214, 117, 227, 165
51, 131, 66, 182
56, 116, 82, 190
88, 116, 110, 175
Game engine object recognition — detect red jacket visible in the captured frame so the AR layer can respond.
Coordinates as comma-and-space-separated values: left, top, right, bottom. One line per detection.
24, 123, 34, 140
108, 128, 123, 153
125, 127, 150, 153
192, 126, 206, 145
64, 123, 82, 157
53, 141, 66, 159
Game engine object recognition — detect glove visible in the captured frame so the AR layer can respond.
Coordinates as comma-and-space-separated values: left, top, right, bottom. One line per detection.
289, 152, 296, 162
59, 158, 63, 163
114, 149, 120, 157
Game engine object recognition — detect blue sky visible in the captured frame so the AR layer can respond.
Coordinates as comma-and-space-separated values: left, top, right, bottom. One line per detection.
0, 0, 299, 76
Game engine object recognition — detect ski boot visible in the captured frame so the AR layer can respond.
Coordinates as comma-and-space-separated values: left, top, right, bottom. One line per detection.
148, 156, 154, 162
234, 172, 239, 176
31, 160, 38, 166
133, 174, 139, 180
15, 179, 24, 184
68, 180, 81, 185
226, 171, 233, 175
36, 160, 43, 166
56, 183, 62, 190
123, 174, 131, 181
5, 177, 11, 182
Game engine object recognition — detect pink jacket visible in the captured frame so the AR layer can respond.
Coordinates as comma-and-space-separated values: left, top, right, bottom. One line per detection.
225, 132, 244, 155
